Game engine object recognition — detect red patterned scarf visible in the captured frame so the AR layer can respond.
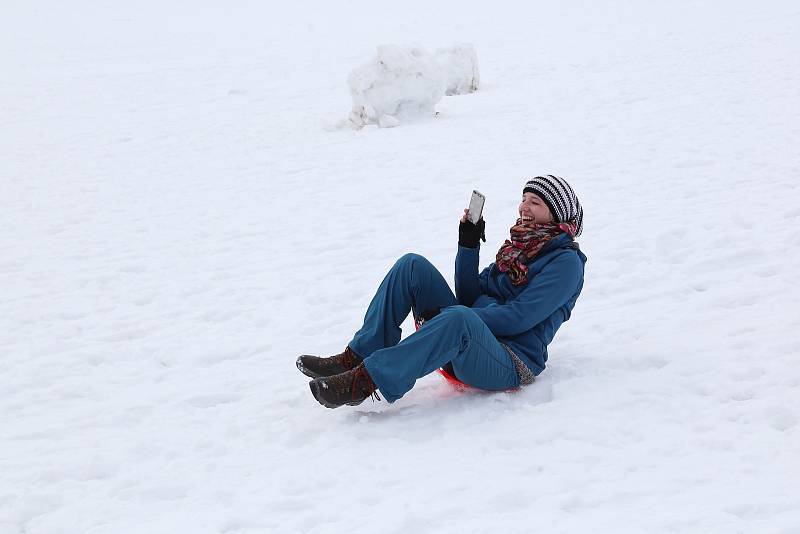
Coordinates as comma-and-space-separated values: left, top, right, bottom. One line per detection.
495, 219, 578, 286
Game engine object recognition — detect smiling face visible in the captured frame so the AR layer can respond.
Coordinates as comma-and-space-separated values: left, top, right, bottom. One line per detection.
519, 192, 554, 224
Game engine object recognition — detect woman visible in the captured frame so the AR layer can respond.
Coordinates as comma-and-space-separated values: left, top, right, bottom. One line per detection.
297, 175, 586, 409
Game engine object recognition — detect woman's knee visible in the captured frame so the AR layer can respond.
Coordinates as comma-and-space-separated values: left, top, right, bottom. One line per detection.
395, 253, 434, 273
439, 305, 479, 326
397, 252, 426, 265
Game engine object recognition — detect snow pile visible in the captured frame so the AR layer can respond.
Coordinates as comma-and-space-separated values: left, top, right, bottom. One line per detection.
348, 45, 445, 128
347, 44, 480, 129
436, 44, 480, 96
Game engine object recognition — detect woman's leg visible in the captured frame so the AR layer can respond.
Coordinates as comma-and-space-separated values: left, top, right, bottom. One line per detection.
348, 253, 457, 359
363, 305, 520, 403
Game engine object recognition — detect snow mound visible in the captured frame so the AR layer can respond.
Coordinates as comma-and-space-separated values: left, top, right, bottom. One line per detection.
436, 44, 480, 96
347, 44, 480, 129
348, 45, 445, 129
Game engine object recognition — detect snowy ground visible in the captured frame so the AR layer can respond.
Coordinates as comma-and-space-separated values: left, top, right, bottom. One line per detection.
2, 1, 799, 533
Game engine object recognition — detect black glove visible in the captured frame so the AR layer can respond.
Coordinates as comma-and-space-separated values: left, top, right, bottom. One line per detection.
459, 218, 486, 248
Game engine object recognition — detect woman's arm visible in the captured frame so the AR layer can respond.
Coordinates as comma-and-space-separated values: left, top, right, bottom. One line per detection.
454, 209, 486, 306
472, 251, 583, 336
455, 245, 481, 306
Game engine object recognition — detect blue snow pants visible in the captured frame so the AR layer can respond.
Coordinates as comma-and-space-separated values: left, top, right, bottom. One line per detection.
348, 253, 520, 403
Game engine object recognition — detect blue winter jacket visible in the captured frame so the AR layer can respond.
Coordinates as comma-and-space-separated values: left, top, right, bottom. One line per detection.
455, 233, 587, 375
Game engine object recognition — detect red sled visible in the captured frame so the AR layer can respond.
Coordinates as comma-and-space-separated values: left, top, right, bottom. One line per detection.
437, 365, 473, 389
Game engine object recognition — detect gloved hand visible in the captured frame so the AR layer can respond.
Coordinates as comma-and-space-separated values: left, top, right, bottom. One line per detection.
459, 218, 486, 248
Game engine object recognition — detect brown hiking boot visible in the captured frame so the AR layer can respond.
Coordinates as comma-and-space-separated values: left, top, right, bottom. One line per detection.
308, 363, 380, 409
296, 346, 361, 379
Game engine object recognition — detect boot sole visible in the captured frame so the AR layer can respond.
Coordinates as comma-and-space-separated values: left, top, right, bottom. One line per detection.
308, 379, 366, 409
296, 357, 348, 380
296, 358, 324, 379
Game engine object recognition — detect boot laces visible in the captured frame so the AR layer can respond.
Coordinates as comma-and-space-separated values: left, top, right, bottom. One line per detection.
341, 347, 357, 370
352, 365, 381, 403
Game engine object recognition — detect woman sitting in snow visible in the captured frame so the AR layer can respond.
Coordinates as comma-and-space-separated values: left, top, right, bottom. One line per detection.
297, 175, 586, 408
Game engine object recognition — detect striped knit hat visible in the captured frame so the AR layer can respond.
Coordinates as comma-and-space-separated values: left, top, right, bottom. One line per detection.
523, 175, 584, 237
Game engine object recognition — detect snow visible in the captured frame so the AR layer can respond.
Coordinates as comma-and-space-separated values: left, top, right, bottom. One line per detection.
2, 1, 799, 533
346, 43, 479, 128
347, 44, 446, 128
436, 44, 480, 96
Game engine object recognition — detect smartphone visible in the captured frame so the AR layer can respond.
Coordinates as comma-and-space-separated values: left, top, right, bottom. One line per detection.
468, 190, 486, 224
